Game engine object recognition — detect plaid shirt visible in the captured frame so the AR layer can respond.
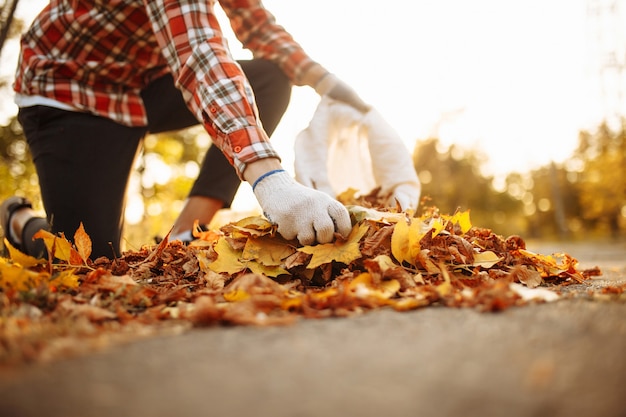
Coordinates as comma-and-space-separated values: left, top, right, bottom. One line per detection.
14, 0, 317, 176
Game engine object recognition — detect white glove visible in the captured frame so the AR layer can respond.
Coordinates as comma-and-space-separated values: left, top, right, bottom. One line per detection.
253, 170, 352, 245
315, 73, 370, 113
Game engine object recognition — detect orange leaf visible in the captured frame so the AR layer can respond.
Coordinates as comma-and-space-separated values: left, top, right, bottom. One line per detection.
192, 219, 221, 243
74, 222, 92, 261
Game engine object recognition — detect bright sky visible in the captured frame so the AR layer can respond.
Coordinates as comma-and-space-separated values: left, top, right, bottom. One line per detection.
3, 0, 623, 212
255, 0, 603, 178
232, 0, 620, 182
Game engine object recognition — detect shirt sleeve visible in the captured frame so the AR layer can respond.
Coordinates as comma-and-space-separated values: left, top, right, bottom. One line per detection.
142, 0, 280, 178
219, 0, 318, 86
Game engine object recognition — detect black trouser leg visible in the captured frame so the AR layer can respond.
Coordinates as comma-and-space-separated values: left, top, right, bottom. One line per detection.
19, 106, 144, 259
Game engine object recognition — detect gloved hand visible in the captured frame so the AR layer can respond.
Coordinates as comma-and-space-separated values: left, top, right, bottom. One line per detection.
314, 73, 370, 113
386, 183, 421, 211
253, 170, 352, 245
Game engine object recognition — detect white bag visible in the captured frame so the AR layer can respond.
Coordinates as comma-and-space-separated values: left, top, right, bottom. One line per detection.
294, 97, 421, 210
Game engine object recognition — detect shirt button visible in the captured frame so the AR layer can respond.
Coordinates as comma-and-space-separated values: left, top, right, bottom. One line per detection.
234, 146, 242, 153
209, 107, 217, 113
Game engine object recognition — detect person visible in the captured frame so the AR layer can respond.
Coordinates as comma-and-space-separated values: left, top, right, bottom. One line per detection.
2, 0, 371, 260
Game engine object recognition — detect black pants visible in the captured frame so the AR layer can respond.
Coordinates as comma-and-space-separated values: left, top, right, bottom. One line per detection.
18, 59, 291, 259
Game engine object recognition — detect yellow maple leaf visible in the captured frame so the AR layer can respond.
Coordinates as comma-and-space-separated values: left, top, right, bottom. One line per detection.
0, 258, 48, 291
431, 217, 447, 237
336, 188, 360, 205
452, 210, 472, 234
208, 237, 246, 275
245, 261, 289, 278
223, 288, 250, 302
33, 229, 82, 263
298, 223, 369, 269
349, 272, 400, 301
430, 210, 472, 237
50, 269, 80, 289
391, 216, 411, 264
391, 217, 423, 266
3, 238, 45, 267
242, 235, 295, 266
229, 216, 275, 239
346, 205, 405, 223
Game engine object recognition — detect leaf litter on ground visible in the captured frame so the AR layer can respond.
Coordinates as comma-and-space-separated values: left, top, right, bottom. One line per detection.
1, 200, 622, 367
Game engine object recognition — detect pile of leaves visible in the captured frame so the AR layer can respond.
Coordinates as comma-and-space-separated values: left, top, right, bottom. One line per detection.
0, 204, 605, 365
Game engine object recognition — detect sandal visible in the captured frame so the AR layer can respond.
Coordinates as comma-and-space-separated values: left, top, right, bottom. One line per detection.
1, 196, 34, 253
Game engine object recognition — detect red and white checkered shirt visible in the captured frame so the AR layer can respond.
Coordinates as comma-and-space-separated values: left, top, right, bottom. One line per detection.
14, 0, 317, 177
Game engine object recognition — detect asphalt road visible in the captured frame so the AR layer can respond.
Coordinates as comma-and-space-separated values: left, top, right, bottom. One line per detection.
1, 240, 625, 417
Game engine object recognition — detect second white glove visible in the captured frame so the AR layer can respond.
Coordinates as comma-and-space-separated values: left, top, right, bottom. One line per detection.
253, 170, 352, 245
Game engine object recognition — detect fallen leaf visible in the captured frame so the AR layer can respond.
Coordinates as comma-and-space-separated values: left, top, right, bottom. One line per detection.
451, 210, 472, 234
50, 269, 80, 289
3, 238, 45, 268
509, 265, 543, 288
0, 258, 47, 291
299, 223, 369, 269
209, 237, 246, 274
223, 288, 250, 302
242, 235, 295, 266
472, 251, 502, 269
349, 272, 400, 301
391, 217, 423, 266
33, 229, 83, 264
74, 223, 92, 262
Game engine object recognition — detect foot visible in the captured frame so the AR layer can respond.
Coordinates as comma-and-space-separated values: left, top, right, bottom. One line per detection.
1, 196, 36, 251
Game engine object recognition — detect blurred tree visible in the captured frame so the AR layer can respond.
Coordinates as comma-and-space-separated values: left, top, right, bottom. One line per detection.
0, 116, 212, 250
413, 138, 524, 237
523, 163, 582, 240
122, 127, 212, 249
0, 115, 39, 206
0, 0, 21, 59
573, 120, 626, 237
